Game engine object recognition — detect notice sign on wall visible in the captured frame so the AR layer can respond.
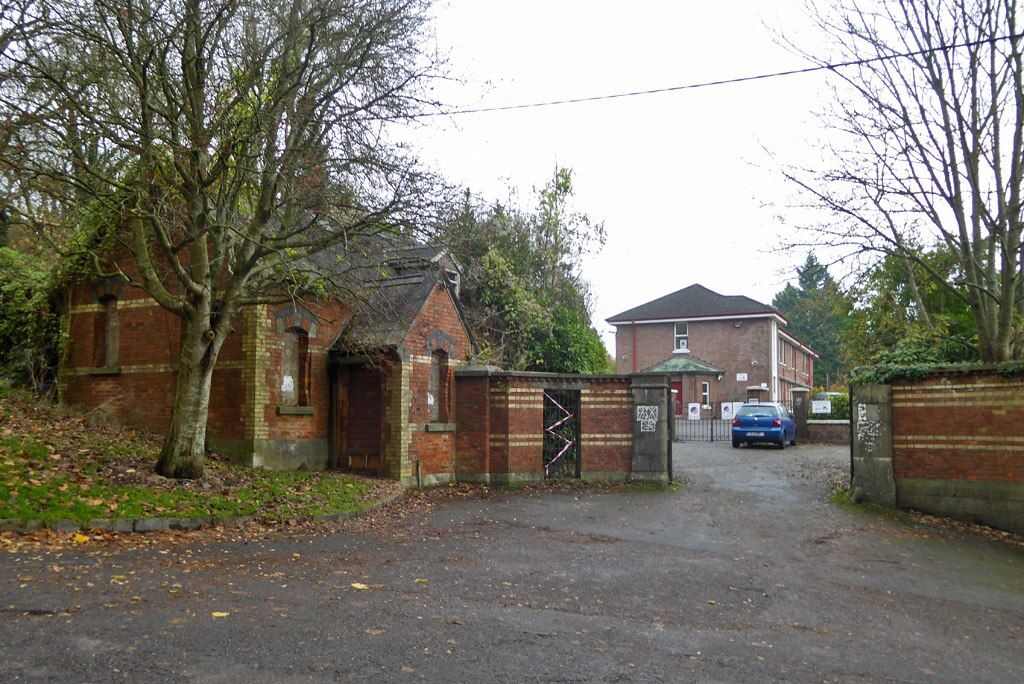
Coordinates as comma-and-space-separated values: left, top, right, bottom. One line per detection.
812, 400, 832, 415
635, 405, 659, 432
687, 403, 701, 420
736, 372, 748, 382
721, 402, 744, 420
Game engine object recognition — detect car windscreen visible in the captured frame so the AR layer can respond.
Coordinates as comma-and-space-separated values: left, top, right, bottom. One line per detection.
736, 406, 778, 418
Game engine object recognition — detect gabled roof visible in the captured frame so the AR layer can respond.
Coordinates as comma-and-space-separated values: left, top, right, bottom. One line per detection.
607, 284, 784, 324
638, 355, 724, 375
332, 255, 475, 355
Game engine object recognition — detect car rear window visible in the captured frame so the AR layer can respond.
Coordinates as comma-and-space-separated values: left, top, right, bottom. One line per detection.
736, 405, 779, 418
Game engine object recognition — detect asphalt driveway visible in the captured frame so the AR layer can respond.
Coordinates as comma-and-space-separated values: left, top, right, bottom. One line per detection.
2, 442, 1023, 682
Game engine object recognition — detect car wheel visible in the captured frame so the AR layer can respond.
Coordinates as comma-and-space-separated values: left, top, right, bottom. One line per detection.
732, 439, 741, 448
778, 439, 787, 450
790, 438, 797, 446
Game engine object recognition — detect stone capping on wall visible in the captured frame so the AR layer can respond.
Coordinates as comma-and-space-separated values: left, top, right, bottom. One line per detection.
276, 405, 314, 416
79, 366, 122, 376
454, 365, 636, 382
807, 419, 850, 425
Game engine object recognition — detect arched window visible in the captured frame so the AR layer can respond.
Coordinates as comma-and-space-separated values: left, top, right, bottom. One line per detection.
427, 349, 449, 422
93, 295, 119, 367
281, 327, 310, 407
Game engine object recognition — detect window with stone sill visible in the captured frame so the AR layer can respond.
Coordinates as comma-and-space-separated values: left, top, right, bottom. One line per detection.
93, 295, 119, 367
280, 327, 310, 407
427, 349, 449, 423
673, 322, 688, 352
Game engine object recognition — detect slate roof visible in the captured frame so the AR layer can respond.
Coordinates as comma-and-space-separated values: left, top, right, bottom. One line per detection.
331, 243, 474, 354
638, 355, 725, 375
607, 284, 783, 324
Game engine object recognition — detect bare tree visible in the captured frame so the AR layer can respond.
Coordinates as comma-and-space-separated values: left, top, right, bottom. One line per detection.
782, 0, 1023, 362
0, 0, 443, 477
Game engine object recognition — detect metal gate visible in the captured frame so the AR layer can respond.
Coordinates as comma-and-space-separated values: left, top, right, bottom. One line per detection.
543, 389, 581, 478
673, 400, 796, 442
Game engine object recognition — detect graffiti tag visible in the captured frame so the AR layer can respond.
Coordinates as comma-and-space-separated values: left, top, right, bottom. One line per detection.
636, 405, 659, 433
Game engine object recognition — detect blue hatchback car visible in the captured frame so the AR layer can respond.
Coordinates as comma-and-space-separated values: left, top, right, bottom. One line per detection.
731, 402, 797, 449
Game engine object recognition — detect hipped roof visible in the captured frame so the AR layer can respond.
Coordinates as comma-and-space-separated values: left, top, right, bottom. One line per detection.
607, 284, 783, 323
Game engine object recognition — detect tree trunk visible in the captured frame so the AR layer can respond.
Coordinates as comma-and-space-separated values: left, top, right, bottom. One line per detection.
156, 361, 214, 478
156, 316, 222, 478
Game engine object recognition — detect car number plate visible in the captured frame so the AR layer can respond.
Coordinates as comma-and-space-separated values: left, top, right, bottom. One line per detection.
747, 431, 764, 437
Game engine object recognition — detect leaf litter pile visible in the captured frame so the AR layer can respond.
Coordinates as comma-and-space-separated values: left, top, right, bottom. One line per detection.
0, 387, 397, 530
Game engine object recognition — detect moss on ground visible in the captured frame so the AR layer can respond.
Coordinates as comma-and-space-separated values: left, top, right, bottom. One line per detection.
0, 386, 385, 526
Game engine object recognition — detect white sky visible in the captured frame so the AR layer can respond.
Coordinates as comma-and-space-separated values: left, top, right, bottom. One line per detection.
404, 0, 833, 353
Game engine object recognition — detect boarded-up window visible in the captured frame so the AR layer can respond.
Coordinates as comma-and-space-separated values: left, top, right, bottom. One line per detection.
281, 328, 309, 406
427, 350, 448, 422
93, 295, 119, 367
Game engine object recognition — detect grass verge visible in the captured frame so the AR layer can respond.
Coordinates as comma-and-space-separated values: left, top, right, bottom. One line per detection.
0, 385, 392, 526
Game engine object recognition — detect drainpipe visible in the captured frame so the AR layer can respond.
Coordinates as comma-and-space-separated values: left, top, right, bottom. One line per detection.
631, 319, 637, 374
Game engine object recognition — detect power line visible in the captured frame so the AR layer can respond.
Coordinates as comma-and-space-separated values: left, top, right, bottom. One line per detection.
410, 32, 1023, 119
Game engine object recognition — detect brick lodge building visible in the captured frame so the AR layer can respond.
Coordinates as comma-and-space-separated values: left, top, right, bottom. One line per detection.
61, 246, 479, 483
608, 284, 818, 415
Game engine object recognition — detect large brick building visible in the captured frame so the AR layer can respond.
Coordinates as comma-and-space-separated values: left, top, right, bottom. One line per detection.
61, 245, 477, 482
608, 284, 817, 412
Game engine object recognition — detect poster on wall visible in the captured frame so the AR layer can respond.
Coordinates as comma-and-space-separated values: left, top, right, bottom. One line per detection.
721, 402, 734, 420
812, 400, 832, 415
687, 403, 701, 420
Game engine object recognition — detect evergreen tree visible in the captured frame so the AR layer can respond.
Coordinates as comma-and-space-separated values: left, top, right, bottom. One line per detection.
773, 254, 853, 387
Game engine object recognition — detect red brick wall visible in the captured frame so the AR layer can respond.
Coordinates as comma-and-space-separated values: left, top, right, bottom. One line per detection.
579, 380, 633, 473
454, 372, 634, 479
65, 278, 191, 433
612, 316, 823, 402
405, 284, 473, 477
615, 318, 773, 403
614, 322, 675, 374
504, 378, 545, 476
261, 300, 349, 444
778, 337, 814, 397
454, 375, 489, 475
64, 273, 349, 454
892, 372, 1024, 483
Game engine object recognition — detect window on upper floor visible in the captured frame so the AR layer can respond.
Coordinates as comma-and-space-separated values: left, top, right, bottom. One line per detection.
281, 327, 310, 406
701, 381, 711, 408
93, 295, 119, 367
674, 322, 689, 352
428, 349, 449, 422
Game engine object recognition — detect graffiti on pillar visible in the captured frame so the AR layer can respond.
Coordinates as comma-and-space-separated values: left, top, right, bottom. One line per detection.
856, 403, 881, 452
636, 405, 659, 433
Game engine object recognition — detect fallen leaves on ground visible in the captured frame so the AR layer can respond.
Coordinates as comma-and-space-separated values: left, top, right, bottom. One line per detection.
0, 387, 397, 527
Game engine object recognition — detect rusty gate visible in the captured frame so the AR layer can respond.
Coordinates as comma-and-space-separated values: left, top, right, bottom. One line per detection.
542, 389, 581, 478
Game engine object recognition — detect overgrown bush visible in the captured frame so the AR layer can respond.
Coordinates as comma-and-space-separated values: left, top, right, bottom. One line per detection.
0, 248, 61, 390
825, 392, 850, 420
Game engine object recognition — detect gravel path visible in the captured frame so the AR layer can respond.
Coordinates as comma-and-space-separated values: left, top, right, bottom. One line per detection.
1, 442, 1022, 682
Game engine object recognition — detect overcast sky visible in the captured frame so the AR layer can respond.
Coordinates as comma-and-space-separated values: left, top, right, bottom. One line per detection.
404, 0, 833, 352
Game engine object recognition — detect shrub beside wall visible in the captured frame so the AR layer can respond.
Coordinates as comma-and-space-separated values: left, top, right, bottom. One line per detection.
0, 248, 61, 390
